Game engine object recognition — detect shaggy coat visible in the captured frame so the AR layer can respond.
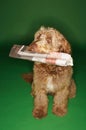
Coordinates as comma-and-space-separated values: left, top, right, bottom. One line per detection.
24, 27, 76, 119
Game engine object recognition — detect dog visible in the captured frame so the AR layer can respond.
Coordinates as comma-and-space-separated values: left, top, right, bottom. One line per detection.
23, 26, 76, 119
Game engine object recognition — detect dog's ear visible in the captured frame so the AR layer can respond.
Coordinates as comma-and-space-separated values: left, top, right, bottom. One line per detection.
63, 42, 72, 54
58, 41, 71, 54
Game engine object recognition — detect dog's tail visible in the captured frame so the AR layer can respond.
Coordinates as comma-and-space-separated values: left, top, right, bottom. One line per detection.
22, 73, 33, 83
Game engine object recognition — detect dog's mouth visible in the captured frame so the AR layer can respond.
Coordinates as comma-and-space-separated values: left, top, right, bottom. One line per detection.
28, 43, 52, 53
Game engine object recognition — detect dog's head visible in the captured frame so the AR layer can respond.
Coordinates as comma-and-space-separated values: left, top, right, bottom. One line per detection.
28, 26, 71, 54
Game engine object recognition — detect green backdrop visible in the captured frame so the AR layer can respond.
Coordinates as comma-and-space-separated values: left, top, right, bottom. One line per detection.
0, 0, 86, 130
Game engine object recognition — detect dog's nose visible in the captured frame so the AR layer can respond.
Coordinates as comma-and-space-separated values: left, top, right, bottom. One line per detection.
28, 42, 38, 52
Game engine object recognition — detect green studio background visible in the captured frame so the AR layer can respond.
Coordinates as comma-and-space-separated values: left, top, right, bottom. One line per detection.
0, 0, 86, 130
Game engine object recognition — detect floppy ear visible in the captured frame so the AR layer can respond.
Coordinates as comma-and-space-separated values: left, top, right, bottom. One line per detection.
58, 41, 72, 54
66, 43, 72, 54
63, 42, 72, 54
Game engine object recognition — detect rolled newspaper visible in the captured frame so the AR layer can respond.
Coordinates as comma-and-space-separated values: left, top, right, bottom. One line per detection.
9, 44, 73, 66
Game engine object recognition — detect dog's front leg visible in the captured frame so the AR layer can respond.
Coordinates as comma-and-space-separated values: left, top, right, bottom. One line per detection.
33, 90, 48, 119
52, 87, 69, 116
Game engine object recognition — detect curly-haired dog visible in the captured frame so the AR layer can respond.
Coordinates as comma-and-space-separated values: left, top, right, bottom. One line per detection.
24, 26, 76, 119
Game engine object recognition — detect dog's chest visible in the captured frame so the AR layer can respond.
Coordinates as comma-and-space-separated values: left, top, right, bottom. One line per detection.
46, 76, 54, 92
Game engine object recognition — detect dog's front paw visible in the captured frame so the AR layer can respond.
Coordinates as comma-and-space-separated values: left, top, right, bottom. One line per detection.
52, 106, 67, 117
33, 106, 47, 119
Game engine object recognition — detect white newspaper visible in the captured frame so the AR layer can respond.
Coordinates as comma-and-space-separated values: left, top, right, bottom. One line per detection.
9, 44, 73, 66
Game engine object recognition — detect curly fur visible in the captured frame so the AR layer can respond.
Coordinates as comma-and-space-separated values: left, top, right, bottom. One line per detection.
26, 26, 76, 119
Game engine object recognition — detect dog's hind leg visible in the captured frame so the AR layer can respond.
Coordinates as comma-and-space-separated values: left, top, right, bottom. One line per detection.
22, 73, 33, 83
69, 79, 76, 98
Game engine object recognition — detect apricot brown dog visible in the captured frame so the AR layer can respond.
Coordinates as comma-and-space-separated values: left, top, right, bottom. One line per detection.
23, 26, 76, 119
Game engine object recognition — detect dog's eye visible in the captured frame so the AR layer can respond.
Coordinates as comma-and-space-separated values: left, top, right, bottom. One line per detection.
36, 34, 41, 40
